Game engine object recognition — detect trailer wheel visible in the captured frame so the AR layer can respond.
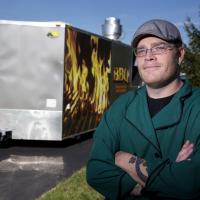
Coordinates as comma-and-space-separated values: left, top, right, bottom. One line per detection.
0, 131, 12, 148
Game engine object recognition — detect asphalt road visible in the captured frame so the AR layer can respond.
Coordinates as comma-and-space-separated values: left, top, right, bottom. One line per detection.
0, 134, 93, 200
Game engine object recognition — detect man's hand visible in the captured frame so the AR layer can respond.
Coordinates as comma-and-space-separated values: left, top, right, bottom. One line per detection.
176, 140, 194, 162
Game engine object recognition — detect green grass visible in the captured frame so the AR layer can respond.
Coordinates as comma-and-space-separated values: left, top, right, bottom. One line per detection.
36, 167, 104, 200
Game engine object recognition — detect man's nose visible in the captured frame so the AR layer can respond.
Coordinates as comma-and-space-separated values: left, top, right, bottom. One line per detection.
145, 49, 155, 60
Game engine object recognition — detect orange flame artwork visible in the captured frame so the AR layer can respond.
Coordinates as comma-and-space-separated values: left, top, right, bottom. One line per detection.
63, 27, 111, 137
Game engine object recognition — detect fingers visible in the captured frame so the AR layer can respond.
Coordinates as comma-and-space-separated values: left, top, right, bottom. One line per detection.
182, 140, 191, 149
176, 146, 193, 162
176, 140, 194, 162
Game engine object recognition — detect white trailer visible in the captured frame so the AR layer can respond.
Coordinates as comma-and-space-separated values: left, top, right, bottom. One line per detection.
0, 20, 137, 142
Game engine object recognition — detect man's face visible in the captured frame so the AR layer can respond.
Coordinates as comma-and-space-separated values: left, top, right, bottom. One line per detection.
135, 37, 185, 89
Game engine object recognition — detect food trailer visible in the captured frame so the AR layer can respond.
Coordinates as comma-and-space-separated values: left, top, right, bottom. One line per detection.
0, 20, 139, 142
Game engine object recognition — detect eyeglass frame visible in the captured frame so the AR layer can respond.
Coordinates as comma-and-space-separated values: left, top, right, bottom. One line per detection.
133, 42, 177, 57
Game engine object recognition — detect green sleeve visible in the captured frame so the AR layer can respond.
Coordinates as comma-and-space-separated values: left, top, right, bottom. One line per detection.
86, 109, 137, 200
145, 154, 200, 199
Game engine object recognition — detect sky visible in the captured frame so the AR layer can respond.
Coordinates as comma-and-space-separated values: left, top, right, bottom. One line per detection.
0, 0, 199, 45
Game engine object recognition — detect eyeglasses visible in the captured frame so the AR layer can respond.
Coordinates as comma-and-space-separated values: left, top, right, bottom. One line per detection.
134, 43, 176, 57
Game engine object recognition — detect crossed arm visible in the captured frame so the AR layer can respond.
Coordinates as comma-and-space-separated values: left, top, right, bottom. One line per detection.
115, 140, 194, 195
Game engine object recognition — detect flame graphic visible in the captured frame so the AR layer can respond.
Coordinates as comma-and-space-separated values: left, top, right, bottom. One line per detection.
90, 35, 111, 114
63, 27, 111, 136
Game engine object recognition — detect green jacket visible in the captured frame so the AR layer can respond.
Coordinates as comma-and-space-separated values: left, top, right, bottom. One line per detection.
86, 80, 200, 200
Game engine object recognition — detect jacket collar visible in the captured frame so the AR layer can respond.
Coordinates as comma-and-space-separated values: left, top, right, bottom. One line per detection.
125, 86, 161, 152
152, 79, 192, 129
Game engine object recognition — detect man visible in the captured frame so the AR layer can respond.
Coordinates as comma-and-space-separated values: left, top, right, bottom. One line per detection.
86, 19, 200, 199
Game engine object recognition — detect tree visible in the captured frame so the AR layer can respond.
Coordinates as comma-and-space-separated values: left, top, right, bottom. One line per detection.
182, 11, 200, 86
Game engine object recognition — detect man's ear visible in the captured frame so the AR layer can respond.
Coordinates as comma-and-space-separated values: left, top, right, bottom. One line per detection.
178, 47, 185, 65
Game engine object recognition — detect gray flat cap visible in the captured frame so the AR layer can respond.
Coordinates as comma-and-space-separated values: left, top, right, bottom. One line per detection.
131, 19, 182, 47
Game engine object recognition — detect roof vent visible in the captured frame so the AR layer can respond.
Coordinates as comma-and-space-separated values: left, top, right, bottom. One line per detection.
102, 17, 122, 40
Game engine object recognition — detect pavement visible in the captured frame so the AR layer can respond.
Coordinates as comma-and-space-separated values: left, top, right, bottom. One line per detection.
0, 134, 93, 200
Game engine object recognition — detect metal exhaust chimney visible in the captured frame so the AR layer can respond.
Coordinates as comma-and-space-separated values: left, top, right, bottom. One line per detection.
102, 17, 122, 40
